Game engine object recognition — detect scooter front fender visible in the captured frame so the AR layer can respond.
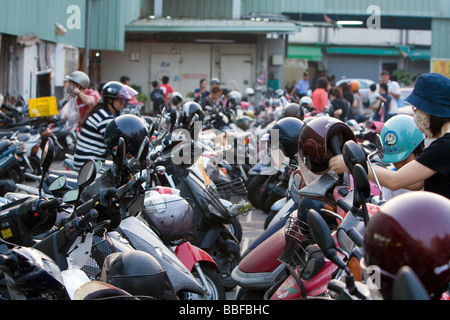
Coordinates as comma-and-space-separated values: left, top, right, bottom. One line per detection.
175, 242, 217, 272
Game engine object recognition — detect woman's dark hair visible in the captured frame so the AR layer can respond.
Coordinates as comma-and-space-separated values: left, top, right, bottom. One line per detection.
199, 78, 207, 86
329, 87, 343, 99
317, 77, 329, 90
162, 76, 169, 84
429, 115, 450, 137
379, 83, 388, 93
210, 85, 222, 95
412, 140, 425, 157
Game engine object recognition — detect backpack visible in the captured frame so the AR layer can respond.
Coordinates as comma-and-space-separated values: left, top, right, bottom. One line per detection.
151, 88, 165, 104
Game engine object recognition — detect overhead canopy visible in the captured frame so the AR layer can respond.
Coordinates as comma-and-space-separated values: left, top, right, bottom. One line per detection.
127, 18, 301, 34
325, 46, 401, 56
398, 46, 431, 61
287, 45, 323, 61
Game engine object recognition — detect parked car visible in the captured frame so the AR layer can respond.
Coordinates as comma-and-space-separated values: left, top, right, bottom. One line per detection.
336, 78, 376, 107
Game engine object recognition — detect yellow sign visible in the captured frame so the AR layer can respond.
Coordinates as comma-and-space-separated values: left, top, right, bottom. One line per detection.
1, 228, 13, 239
431, 59, 450, 79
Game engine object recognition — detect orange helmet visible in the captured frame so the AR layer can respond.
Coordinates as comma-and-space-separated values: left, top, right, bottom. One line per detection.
350, 80, 360, 92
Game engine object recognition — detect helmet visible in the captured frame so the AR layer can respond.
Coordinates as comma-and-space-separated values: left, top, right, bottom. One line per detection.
363, 192, 450, 299
170, 92, 183, 106
102, 81, 138, 101
65, 71, 90, 89
283, 103, 304, 120
298, 117, 356, 174
244, 110, 255, 118
299, 96, 313, 109
350, 80, 360, 92
271, 117, 305, 159
380, 115, 425, 164
104, 114, 149, 158
228, 91, 242, 107
236, 116, 253, 131
245, 88, 255, 96
101, 250, 178, 300
275, 89, 285, 98
142, 194, 195, 244
181, 101, 203, 128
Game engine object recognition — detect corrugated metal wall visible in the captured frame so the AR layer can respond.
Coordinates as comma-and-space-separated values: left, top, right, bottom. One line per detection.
241, 0, 450, 18
431, 19, 450, 59
162, 0, 233, 19
89, 0, 141, 51
0, 0, 85, 47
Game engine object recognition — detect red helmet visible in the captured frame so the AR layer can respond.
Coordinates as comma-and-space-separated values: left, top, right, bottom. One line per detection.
297, 117, 355, 174
363, 191, 450, 299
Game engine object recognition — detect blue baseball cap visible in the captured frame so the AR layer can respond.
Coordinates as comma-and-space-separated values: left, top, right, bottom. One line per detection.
405, 73, 450, 118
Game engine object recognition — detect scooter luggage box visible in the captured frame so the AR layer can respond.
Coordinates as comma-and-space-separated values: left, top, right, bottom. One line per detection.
0, 197, 33, 247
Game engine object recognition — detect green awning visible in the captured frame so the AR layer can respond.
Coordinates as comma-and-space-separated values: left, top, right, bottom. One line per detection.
287, 45, 323, 61
325, 46, 401, 56
398, 46, 431, 61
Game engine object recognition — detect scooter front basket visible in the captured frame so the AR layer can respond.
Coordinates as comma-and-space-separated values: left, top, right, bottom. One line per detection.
81, 228, 116, 280
277, 216, 309, 268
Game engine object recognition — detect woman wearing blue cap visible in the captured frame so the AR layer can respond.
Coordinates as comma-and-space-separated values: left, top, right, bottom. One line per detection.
329, 73, 450, 199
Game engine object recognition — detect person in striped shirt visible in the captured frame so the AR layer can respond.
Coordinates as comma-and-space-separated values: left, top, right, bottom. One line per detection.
73, 81, 138, 171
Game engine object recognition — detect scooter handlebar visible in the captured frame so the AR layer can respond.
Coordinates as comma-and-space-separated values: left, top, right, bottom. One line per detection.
76, 209, 99, 230
37, 198, 63, 212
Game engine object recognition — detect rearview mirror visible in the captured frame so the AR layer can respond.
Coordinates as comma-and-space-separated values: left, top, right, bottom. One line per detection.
306, 209, 347, 271
63, 189, 79, 204
49, 176, 67, 192
77, 160, 96, 189
115, 137, 126, 171
137, 137, 150, 165
40, 138, 55, 173
342, 140, 368, 174
375, 134, 384, 160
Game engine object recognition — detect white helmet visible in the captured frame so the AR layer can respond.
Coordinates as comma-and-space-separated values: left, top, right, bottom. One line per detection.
299, 96, 313, 109
245, 88, 255, 96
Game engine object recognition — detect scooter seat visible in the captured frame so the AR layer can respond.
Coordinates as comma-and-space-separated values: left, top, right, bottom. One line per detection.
0, 131, 14, 139
0, 140, 11, 153
0, 125, 31, 133
16, 133, 31, 142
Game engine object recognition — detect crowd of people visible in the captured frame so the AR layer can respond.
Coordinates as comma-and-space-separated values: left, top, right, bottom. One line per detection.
288, 69, 406, 124
60, 69, 450, 203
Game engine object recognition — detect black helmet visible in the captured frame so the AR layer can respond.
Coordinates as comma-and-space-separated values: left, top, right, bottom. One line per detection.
236, 116, 253, 131
101, 250, 178, 300
271, 117, 305, 159
102, 81, 138, 101
181, 101, 203, 129
104, 114, 149, 158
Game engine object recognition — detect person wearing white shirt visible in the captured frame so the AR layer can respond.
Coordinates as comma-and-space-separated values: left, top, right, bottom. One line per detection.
380, 70, 401, 118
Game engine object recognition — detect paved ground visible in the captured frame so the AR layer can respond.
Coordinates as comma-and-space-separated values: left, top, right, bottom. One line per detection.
226, 207, 267, 300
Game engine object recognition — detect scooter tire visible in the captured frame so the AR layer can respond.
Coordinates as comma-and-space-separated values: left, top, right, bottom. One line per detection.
211, 239, 241, 291
247, 175, 269, 209
228, 217, 242, 243
190, 266, 226, 300
236, 288, 266, 300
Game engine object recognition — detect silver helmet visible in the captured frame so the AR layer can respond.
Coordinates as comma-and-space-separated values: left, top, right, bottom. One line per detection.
65, 71, 90, 89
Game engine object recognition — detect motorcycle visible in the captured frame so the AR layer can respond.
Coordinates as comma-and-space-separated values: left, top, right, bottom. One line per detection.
265, 137, 385, 300
0, 138, 24, 185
